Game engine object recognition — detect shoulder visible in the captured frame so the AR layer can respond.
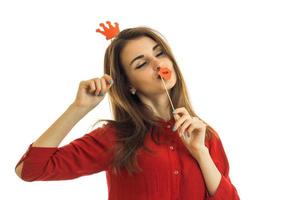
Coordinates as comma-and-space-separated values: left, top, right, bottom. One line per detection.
205, 125, 226, 154
205, 125, 221, 144
86, 122, 118, 145
205, 125, 230, 172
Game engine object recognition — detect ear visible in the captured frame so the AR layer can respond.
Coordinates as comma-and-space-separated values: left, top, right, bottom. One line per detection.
128, 85, 134, 90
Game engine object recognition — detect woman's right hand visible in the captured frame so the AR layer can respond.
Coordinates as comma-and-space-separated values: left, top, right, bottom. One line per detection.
72, 74, 113, 110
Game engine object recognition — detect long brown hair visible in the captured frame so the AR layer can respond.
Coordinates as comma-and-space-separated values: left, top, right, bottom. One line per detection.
92, 26, 211, 175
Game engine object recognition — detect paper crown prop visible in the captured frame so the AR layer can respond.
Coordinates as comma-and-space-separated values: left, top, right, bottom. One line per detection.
96, 21, 120, 76
96, 21, 120, 40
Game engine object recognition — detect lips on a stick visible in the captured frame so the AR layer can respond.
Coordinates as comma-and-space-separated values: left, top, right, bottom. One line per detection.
158, 67, 175, 111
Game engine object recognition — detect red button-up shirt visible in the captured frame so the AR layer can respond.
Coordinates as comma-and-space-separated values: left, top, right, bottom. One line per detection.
16, 118, 239, 200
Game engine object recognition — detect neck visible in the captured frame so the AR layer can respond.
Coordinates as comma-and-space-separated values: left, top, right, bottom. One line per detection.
137, 92, 172, 121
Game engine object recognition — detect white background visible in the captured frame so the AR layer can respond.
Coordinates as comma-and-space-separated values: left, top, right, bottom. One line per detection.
1, 0, 299, 199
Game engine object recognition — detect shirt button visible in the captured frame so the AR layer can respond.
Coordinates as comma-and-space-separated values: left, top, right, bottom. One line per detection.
166, 125, 171, 128
169, 145, 174, 150
173, 170, 179, 175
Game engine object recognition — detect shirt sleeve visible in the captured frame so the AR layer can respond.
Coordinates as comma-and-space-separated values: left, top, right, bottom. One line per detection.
205, 126, 240, 200
15, 124, 116, 182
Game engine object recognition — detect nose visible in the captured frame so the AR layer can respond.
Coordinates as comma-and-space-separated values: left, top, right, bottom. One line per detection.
151, 57, 163, 72
153, 64, 161, 72
153, 62, 162, 71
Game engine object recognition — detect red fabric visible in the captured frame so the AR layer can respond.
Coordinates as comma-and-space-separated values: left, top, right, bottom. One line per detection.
16, 118, 239, 200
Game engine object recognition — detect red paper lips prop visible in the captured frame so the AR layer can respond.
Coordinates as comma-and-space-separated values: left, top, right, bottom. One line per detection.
158, 67, 171, 80
158, 66, 175, 111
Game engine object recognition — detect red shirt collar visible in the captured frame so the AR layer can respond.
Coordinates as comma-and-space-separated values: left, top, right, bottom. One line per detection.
156, 116, 175, 126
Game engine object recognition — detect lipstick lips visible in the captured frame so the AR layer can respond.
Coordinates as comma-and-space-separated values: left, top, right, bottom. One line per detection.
158, 67, 171, 80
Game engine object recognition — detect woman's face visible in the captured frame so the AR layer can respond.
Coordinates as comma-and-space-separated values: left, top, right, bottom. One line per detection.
120, 36, 177, 96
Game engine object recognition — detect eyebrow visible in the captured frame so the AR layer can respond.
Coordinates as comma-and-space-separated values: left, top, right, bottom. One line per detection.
129, 44, 161, 66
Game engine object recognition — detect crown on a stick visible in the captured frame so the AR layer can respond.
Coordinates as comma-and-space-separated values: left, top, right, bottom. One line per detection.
96, 21, 120, 40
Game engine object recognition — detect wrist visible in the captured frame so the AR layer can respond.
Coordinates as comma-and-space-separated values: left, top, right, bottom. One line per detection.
70, 102, 91, 111
194, 146, 209, 161
69, 103, 91, 116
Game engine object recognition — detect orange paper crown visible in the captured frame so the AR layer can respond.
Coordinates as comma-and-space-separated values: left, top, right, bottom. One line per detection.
96, 21, 120, 40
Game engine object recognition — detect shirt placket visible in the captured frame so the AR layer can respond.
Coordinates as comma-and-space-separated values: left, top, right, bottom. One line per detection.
165, 122, 181, 200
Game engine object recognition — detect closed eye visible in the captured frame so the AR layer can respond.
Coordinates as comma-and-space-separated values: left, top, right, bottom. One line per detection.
136, 51, 165, 69
156, 51, 164, 57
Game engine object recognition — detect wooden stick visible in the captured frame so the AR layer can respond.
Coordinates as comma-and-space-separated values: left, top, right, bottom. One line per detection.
159, 75, 175, 111
110, 39, 113, 76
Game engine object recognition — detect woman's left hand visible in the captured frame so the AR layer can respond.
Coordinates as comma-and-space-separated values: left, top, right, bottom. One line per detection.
172, 107, 208, 158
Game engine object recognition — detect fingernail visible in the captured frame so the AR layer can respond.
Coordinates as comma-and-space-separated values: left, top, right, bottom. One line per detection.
172, 126, 176, 132
109, 80, 114, 85
99, 92, 105, 96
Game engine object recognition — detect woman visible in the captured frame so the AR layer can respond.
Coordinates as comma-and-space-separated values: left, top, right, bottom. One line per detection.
15, 26, 240, 200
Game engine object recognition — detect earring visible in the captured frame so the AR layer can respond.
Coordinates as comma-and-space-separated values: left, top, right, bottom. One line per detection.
130, 88, 136, 95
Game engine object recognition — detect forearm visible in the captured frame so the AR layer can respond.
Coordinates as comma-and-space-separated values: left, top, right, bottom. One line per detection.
195, 147, 222, 196
32, 103, 90, 147
15, 103, 91, 178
